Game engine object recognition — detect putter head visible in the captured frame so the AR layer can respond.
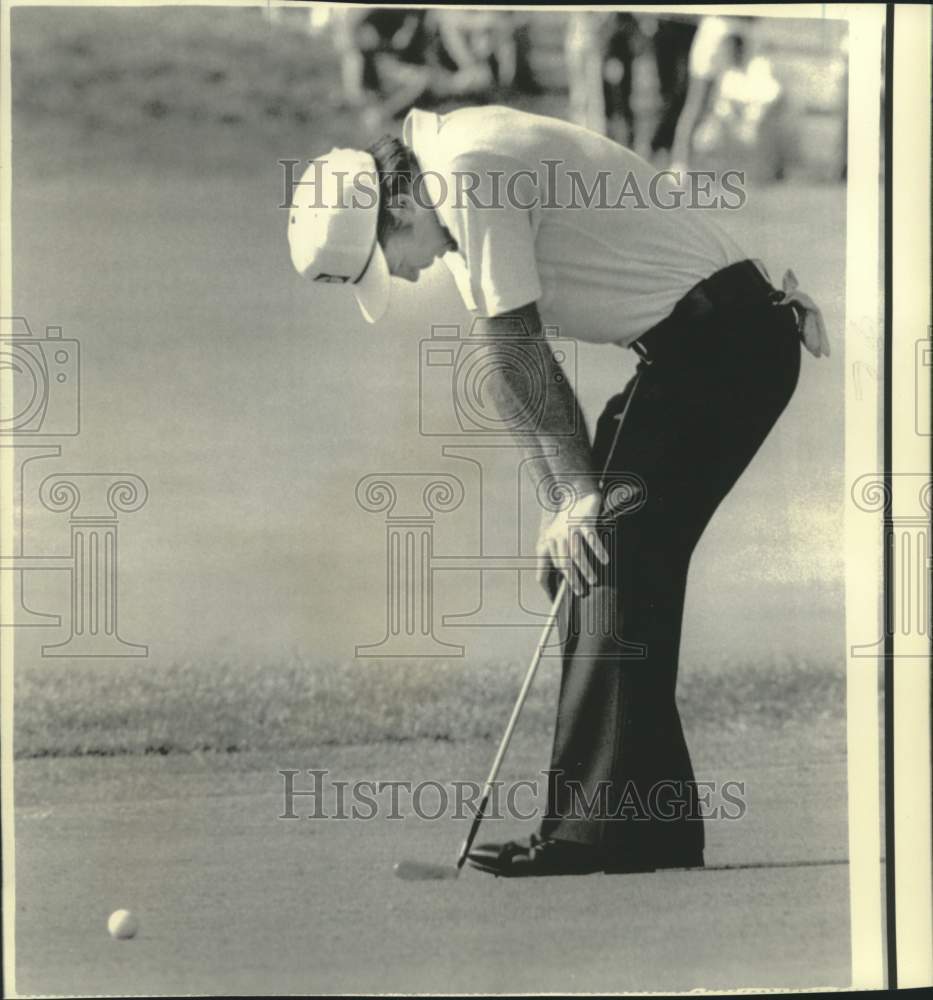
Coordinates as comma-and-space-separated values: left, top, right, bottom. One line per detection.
393, 860, 460, 881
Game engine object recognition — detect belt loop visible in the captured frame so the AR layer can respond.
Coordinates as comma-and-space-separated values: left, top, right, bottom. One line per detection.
631, 340, 652, 365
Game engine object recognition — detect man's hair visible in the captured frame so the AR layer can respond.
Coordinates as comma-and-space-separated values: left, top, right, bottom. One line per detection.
366, 135, 417, 245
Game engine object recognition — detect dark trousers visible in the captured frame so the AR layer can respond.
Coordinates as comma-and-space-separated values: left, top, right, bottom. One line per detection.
602, 14, 639, 145
650, 18, 697, 153
540, 279, 802, 866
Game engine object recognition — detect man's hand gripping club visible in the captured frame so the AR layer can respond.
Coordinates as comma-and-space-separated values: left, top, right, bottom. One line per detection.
473, 302, 631, 600
537, 489, 609, 598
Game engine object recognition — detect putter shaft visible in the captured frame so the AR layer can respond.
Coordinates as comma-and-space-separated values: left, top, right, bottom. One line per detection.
455, 578, 568, 869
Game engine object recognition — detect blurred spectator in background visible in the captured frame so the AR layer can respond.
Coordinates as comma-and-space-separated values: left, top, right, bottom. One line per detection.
668, 15, 743, 172
671, 17, 735, 170
564, 10, 613, 134
644, 13, 698, 160
667, 19, 792, 183
510, 15, 542, 94
602, 14, 644, 146
565, 12, 643, 144
313, 6, 536, 128
328, 7, 431, 118
693, 32, 788, 181
293, 7, 842, 184
428, 9, 518, 93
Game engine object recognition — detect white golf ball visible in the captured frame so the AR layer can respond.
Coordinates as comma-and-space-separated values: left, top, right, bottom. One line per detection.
107, 909, 138, 940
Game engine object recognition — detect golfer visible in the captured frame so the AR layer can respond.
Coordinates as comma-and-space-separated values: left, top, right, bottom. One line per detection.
287, 105, 829, 877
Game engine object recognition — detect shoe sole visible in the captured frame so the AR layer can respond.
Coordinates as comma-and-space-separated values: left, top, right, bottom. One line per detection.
466, 858, 603, 878
467, 859, 703, 877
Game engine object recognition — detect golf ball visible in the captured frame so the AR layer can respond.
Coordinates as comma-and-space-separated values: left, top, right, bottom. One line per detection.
107, 909, 138, 940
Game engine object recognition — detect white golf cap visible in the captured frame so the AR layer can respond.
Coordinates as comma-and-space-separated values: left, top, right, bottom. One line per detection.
287, 148, 391, 324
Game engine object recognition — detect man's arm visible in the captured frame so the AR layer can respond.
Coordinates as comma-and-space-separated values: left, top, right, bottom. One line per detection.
474, 301, 609, 596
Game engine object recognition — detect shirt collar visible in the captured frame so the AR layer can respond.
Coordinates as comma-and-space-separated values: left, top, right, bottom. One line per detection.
401, 108, 455, 243
402, 108, 441, 161
401, 109, 476, 311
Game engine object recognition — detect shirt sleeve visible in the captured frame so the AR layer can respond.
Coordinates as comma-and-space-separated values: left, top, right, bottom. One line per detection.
436, 153, 542, 316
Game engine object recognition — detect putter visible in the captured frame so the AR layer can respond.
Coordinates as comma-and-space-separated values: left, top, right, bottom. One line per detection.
393, 578, 568, 882
394, 373, 643, 882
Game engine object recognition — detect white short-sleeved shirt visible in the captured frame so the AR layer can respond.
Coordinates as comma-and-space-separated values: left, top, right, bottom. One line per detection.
402, 105, 748, 347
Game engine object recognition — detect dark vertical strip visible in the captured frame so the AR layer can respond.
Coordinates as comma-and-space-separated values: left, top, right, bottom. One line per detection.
883, 3, 897, 990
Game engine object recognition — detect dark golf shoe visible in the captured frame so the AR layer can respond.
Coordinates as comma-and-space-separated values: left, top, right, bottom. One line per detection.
468, 834, 705, 877
467, 834, 605, 877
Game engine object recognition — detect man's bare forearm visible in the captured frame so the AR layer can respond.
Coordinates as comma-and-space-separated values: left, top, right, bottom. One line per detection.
476, 318, 597, 498
531, 344, 597, 493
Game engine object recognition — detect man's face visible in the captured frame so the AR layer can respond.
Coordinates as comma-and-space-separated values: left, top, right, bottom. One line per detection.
380, 196, 457, 283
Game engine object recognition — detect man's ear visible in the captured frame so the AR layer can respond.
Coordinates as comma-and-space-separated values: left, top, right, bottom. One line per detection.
385, 191, 418, 228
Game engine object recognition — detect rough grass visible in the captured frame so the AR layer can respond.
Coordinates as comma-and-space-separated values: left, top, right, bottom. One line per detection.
11, 5, 353, 174
13, 654, 847, 760
11, 6, 343, 127
10, 5, 568, 177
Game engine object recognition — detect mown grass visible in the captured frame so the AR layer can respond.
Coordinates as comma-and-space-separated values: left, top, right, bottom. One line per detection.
14, 654, 847, 760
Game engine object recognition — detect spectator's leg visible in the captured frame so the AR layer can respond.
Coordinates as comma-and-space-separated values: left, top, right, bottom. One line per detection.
650, 20, 697, 155
511, 19, 541, 93
566, 25, 607, 134
669, 75, 716, 171
603, 21, 637, 145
